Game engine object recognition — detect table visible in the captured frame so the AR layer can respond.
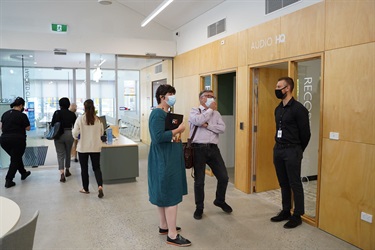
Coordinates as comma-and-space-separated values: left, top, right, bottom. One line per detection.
100, 131, 139, 184
0, 196, 21, 237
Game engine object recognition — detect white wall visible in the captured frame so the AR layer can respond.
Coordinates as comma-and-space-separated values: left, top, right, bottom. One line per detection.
0, 1, 176, 56
174, 0, 322, 54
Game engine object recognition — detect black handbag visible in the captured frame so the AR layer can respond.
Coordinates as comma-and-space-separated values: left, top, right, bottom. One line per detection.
182, 126, 198, 169
46, 111, 63, 140
46, 122, 62, 140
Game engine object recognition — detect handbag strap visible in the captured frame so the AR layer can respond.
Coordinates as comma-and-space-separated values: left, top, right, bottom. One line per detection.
187, 108, 201, 146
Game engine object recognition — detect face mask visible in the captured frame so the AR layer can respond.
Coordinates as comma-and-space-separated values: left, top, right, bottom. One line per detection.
275, 86, 287, 99
205, 98, 215, 107
166, 95, 176, 107
21, 107, 25, 112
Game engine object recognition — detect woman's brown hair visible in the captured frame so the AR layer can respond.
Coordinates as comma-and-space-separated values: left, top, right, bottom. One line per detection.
84, 99, 96, 125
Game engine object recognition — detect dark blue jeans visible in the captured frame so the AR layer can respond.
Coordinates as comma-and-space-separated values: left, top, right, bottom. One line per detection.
273, 145, 304, 216
1, 137, 27, 181
78, 152, 103, 192
193, 144, 229, 210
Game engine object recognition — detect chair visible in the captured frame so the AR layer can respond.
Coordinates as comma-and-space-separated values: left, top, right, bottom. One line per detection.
0, 210, 39, 250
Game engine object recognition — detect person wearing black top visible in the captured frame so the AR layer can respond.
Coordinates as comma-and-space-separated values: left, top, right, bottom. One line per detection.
0, 97, 31, 188
51, 97, 77, 182
270, 77, 311, 229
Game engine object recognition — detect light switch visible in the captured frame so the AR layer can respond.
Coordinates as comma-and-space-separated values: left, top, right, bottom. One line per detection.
329, 132, 339, 140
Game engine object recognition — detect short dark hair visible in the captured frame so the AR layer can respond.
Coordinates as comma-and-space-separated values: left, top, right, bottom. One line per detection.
10, 97, 25, 108
278, 77, 294, 91
199, 90, 213, 98
155, 84, 176, 104
59, 97, 70, 109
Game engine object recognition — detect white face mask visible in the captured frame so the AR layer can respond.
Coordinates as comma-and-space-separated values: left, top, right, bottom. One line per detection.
205, 98, 215, 107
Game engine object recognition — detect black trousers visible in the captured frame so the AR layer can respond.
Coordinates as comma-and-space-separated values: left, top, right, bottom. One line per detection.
78, 152, 103, 192
1, 137, 27, 181
273, 145, 305, 216
193, 144, 229, 210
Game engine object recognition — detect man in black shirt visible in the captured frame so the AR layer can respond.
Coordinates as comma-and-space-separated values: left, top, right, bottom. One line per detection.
270, 77, 311, 229
0, 97, 31, 188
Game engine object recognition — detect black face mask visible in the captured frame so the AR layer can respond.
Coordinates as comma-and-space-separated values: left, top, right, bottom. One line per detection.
275, 86, 287, 99
21, 107, 25, 112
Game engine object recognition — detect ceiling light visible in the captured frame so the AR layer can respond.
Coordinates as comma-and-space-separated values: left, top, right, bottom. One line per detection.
98, 0, 112, 5
141, 0, 174, 27
93, 67, 102, 82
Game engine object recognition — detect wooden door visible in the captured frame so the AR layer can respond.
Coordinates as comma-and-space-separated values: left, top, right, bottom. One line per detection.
253, 67, 288, 192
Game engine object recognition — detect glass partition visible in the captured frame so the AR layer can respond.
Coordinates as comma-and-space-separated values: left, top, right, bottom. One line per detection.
296, 58, 321, 219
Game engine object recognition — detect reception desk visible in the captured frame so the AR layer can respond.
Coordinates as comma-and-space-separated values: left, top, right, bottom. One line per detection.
100, 133, 139, 184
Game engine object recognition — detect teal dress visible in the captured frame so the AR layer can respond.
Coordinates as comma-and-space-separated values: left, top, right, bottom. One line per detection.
148, 108, 188, 207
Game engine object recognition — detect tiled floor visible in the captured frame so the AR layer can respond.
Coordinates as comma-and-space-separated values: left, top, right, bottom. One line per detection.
0, 143, 359, 249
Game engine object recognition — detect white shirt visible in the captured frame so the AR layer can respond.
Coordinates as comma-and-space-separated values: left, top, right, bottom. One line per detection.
188, 105, 225, 144
72, 114, 104, 153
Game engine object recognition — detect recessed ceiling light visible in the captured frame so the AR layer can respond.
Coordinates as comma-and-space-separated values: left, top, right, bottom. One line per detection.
98, 0, 112, 5
9, 69, 14, 74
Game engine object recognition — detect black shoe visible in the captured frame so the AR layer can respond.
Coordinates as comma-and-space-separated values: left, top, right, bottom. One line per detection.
5, 180, 16, 188
213, 200, 233, 213
193, 209, 203, 220
21, 171, 31, 180
65, 169, 71, 177
60, 174, 66, 183
98, 188, 104, 198
270, 210, 291, 222
166, 234, 191, 247
159, 226, 181, 235
74, 158, 78, 162
283, 215, 302, 229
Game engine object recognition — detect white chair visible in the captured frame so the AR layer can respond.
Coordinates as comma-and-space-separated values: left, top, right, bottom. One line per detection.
0, 210, 39, 250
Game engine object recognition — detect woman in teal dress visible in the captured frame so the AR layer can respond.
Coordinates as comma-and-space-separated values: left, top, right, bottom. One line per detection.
148, 84, 191, 247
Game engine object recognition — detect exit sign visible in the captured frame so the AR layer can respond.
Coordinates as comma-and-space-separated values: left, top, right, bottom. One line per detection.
51, 24, 67, 32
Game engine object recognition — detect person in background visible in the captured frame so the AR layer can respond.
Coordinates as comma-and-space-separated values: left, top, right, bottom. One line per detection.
270, 76, 311, 229
69, 103, 79, 163
188, 90, 232, 220
72, 99, 104, 198
148, 84, 191, 247
51, 97, 77, 183
0, 97, 31, 188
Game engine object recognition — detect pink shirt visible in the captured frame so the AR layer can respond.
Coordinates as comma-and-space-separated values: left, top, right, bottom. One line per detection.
188, 105, 225, 144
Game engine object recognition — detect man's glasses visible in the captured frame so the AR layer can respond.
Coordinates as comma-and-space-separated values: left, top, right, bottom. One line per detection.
201, 95, 216, 99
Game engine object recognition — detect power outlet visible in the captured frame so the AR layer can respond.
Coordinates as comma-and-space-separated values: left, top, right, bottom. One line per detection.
361, 212, 373, 223
329, 132, 339, 140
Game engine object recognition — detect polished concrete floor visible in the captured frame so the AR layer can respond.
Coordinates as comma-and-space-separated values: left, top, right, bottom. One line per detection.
0, 142, 359, 250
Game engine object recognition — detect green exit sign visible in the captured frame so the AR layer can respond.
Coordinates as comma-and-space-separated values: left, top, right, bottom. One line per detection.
51, 24, 67, 32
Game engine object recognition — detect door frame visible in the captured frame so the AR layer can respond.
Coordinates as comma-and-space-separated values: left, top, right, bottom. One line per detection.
248, 53, 324, 226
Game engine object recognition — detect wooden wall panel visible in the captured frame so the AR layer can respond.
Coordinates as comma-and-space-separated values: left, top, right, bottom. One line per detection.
237, 30, 248, 67
247, 19, 280, 64
319, 139, 375, 250
199, 42, 219, 74
234, 66, 251, 193
218, 34, 238, 70
174, 75, 201, 142
325, 0, 375, 50
323, 43, 375, 144
280, 2, 325, 58
174, 49, 200, 78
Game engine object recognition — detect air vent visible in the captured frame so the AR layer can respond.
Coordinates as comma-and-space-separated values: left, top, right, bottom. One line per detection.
266, 0, 301, 14
54, 48, 67, 55
155, 64, 162, 74
207, 18, 226, 38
